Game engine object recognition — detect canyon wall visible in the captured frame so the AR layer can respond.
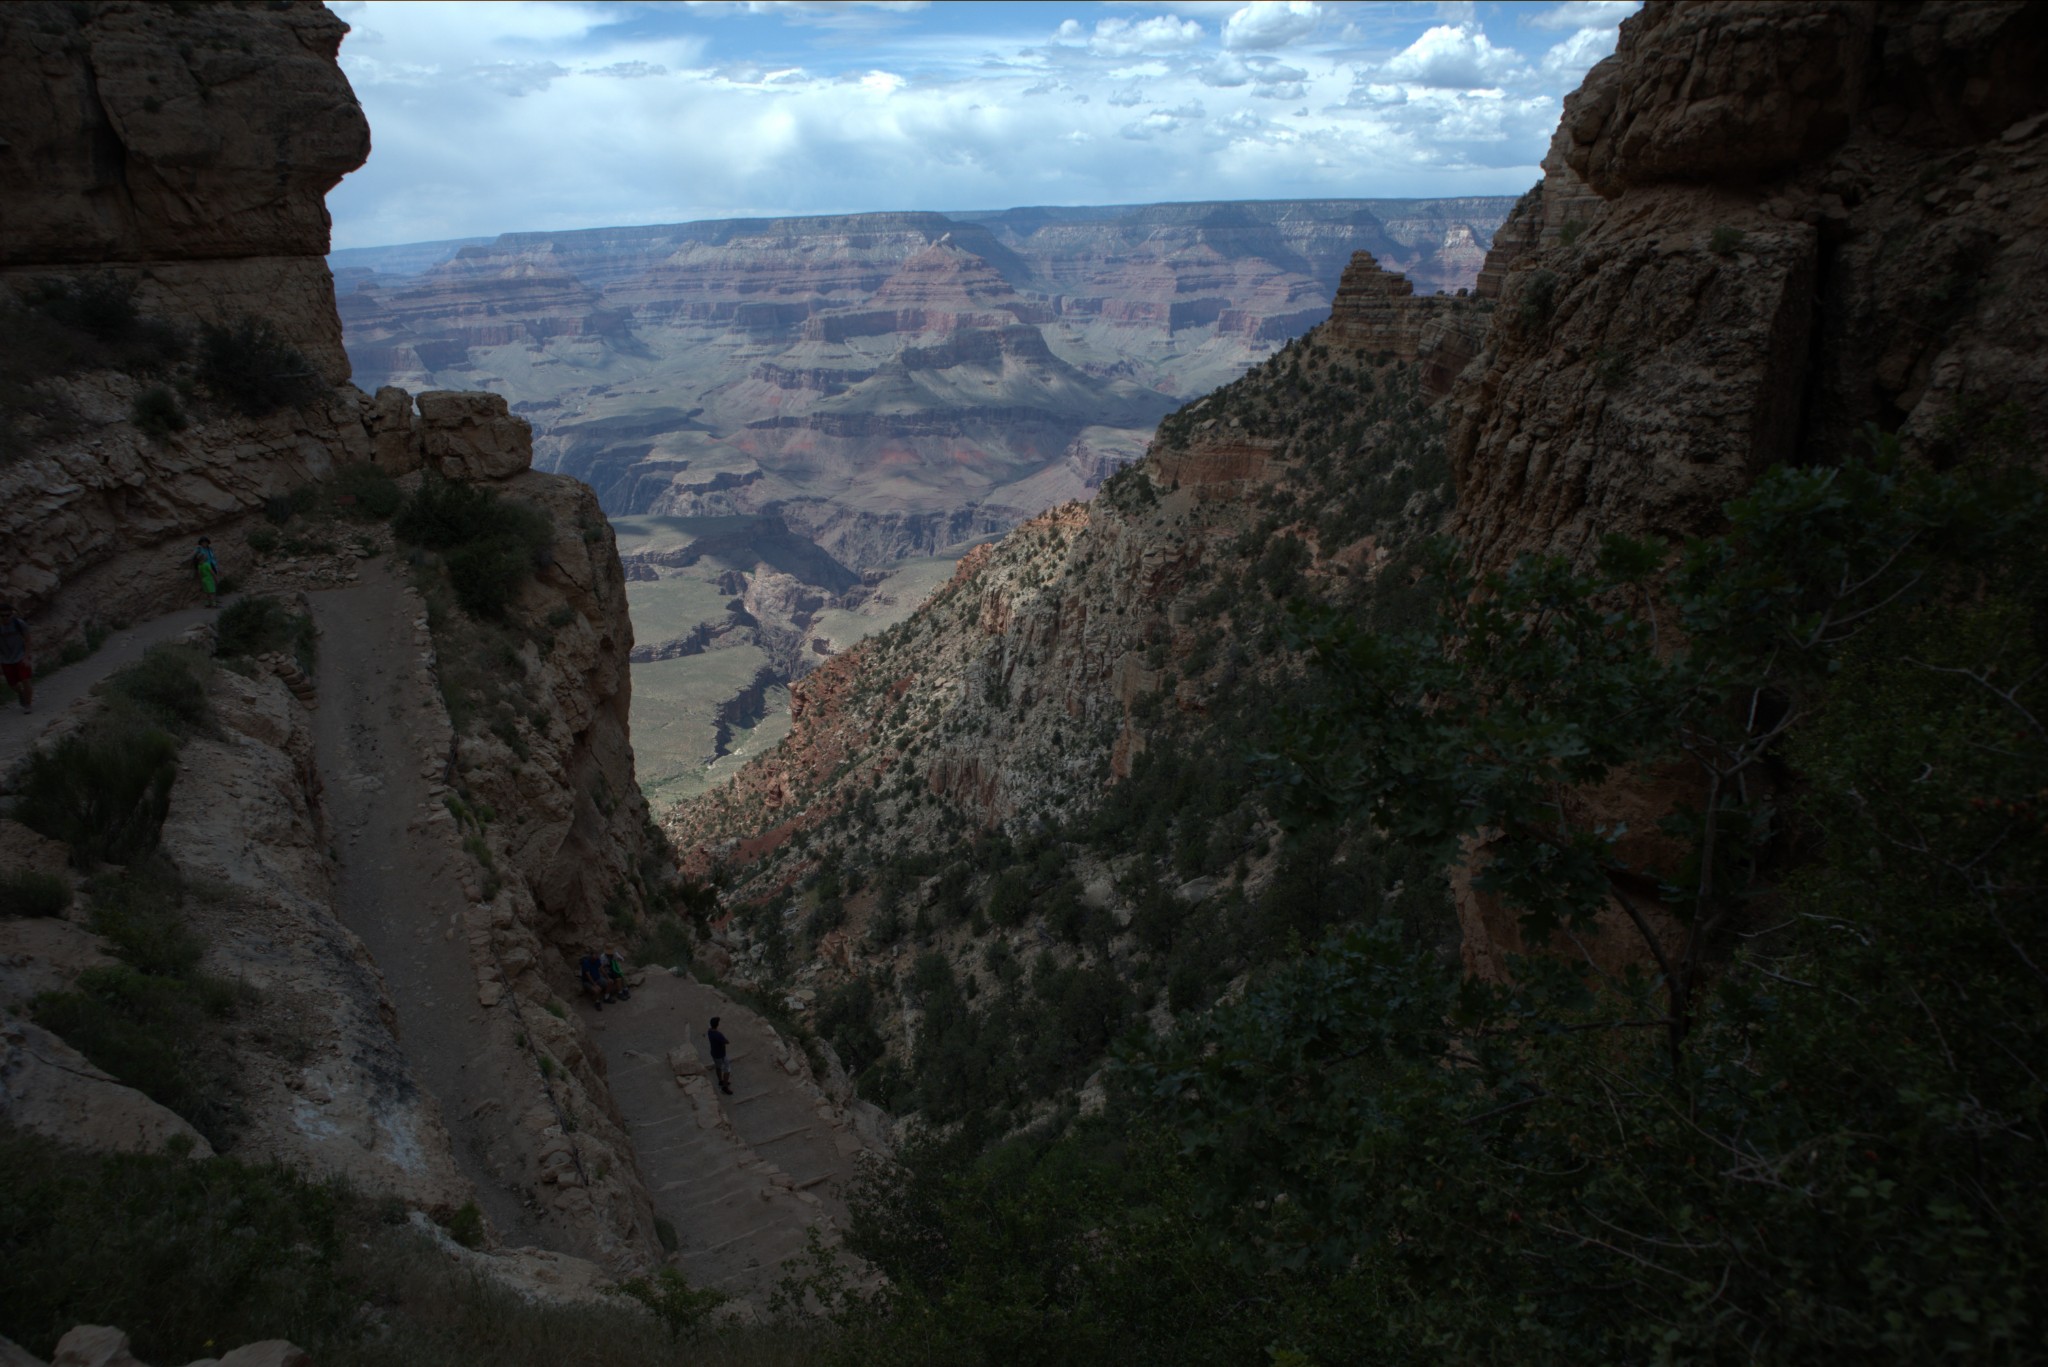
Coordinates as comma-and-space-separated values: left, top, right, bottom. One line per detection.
1, 0, 665, 1273
335, 196, 1516, 562
1450, 0, 2048, 573
662, 0, 2048, 1115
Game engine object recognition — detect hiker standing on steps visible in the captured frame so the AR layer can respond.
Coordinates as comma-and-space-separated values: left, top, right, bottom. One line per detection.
707, 1017, 733, 1095
0, 602, 32, 715
191, 536, 220, 609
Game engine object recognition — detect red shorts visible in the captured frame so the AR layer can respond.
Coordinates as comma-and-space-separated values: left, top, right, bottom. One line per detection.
1, 661, 28, 686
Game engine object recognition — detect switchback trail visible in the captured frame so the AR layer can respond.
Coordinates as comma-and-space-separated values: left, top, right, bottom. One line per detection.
0, 600, 236, 783
306, 561, 552, 1247
591, 971, 863, 1298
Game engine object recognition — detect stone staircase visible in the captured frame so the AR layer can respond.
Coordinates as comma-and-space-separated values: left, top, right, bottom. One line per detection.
589, 970, 882, 1301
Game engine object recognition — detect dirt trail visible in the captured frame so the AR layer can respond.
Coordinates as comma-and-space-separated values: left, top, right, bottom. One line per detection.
0, 599, 237, 783
306, 562, 552, 1247
591, 971, 862, 1298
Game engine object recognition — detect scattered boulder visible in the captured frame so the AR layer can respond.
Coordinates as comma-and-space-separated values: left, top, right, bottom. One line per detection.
417, 391, 533, 481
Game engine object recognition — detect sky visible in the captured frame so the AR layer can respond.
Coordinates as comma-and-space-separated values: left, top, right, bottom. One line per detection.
326, 0, 1640, 250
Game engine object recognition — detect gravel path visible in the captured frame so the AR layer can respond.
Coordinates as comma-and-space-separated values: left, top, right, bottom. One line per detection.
0, 599, 236, 784
307, 561, 553, 1247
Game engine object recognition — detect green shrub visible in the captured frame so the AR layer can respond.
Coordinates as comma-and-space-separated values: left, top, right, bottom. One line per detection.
1, 277, 185, 462
814, 977, 883, 1074
1710, 224, 1747, 256
107, 644, 213, 737
443, 1201, 485, 1250
0, 871, 72, 918
0, 1131, 820, 1367
396, 476, 553, 620
131, 384, 188, 441
197, 317, 323, 416
32, 964, 244, 1145
15, 723, 179, 868
332, 460, 403, 520
20, 275, 185, 372
87, 863, 205, 978
1515, 268, 1559, 332
0, 1136, 353, 1364
214, 595, 315, 673
615, 1266, 728, 1342
1100, 462, 1158, 515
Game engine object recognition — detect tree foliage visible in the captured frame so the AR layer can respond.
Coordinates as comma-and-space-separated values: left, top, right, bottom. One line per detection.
821, 438, 2048, 1364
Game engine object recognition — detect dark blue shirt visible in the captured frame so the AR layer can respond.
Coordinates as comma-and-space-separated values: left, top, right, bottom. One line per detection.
707, 1028, 729, 1061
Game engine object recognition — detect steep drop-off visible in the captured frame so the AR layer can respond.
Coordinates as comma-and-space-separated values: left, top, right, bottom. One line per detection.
662, 0, 2048, 1129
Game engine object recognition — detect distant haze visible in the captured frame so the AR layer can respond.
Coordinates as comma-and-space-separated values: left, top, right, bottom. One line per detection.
333, 194, 1517, 801
326, 0, 1637, 250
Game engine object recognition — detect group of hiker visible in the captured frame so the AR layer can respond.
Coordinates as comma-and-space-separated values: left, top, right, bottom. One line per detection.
577, 949, 734, 1096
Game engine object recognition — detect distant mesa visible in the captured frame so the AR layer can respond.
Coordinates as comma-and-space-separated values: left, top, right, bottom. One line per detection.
334, 198, 1515, 571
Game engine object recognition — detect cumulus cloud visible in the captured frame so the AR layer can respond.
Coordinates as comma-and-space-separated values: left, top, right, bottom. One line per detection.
1200, 54, 1306, 91
1380, 24, 1528, 90
586, 61, 667, 79
1540, 26, 1622, 82
1526, 1, 1639, 31
326, 0, 1608, 249
476, 61, 569, 97
1070, 15, 1206, 57
1223, 2, 1321, 52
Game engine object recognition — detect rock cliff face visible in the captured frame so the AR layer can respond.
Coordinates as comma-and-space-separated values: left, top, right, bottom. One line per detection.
1, 0, 664, 1275
1450, 0, 2048, 573
1, 0, 365, 380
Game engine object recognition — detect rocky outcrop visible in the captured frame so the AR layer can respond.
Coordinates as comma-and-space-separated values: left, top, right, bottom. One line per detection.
155, 659, 476, 1210
0, 1, 366, 381
0, 0, 668, 1280
0, 1019, 215, 1159
1448, 0, 2048, 573
0, 0, 377, 646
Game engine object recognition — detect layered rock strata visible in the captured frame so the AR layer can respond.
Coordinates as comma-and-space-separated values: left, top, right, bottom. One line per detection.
336, 198, 1518, 559
1449, 0, 2048, 573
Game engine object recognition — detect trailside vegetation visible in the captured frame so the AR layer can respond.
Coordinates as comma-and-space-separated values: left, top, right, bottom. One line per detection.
793, 434, 2048, 1364
0, 1130, 818, 1367
395, 475, 555, 620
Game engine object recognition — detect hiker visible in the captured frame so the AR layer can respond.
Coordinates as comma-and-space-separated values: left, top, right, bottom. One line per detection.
707, 1016, 732, 1094
0, 602, 32, 715
191, 536, 220, 608
603, 948, 631, 1001
579, 948, 615, 1008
